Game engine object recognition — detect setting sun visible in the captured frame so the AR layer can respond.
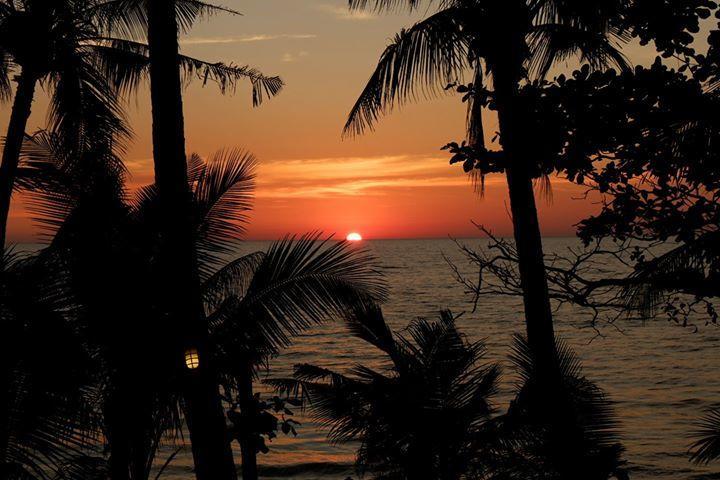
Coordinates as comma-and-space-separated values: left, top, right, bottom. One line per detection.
346, 232, 363, 242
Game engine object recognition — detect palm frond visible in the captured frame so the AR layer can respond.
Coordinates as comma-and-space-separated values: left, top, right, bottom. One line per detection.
192, 148, 257, 273
0, 49, 12, 102
90, 0, 148, 41
86, 38, 150, 97
690, 406, 720, 464
528, 23, 630, 80
348, 0, 424, 12
342, 299, 396, 354
620, 232, 720, 316
173, 0, 241, 33
343, 6, 468, 137
178, 55, 283, 106
0, 251, 100, 480
88, 37, 283, 106
44, 52, 131, 167
504, 334, 626, 479
209, 234, 387, 368
201, 251, 264, 312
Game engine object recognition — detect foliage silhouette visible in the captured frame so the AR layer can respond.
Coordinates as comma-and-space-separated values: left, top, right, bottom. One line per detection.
690, 407, 720, 464
489, 335, 627, 480
273, 303, 500, 480
0, 249, 101, 480
91, 2, 284, 478
0, 0, 137, 249
341, 0, 669, 381
26, 140, 386, 480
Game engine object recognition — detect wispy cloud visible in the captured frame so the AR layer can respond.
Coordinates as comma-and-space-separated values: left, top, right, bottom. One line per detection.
182, 34, 317, 45
281, 51, 310, 63
316, 4, 375, 21
123, 154, 510, 200
254, 155, 502, 199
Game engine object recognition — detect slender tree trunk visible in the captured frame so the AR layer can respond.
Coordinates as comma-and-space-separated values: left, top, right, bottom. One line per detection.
107, 384, 131, 480
486, 1, 557, 377
0, 68, 37, 250
237, 364, 259, 480
146, 2, 236, 479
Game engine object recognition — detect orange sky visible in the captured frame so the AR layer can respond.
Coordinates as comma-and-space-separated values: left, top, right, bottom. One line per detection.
1, 0, 659, 242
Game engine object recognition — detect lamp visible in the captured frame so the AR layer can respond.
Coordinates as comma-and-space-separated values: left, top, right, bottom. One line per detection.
185, 347, 200, 370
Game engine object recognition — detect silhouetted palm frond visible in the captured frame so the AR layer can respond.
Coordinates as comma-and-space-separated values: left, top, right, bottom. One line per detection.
0, 250, 100, 480
496, 335, 626, 480
208, 234, 387, 372
528, 23, 630, 80
348, 0, 424, 13
192, 149, 257, 272
620, 231, 720, 316
92, 0, 240, 40
690, 406, 720, 464
90, 37, 283, 106
343, 6, 468, 136
0, 47, 11, 102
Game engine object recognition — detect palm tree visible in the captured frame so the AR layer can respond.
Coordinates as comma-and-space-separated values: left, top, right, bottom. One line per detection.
204, 235, 386, 480
492, 335, 627, 480
0, 0, 137, 250
343, 0, 630, 378
0, 249, 101, 480
27, 142, 385, 480
91, 4, 284, 477
273, 303, 500, 480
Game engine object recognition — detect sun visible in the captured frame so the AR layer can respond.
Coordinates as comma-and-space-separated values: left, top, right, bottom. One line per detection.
346, 232, 363, 242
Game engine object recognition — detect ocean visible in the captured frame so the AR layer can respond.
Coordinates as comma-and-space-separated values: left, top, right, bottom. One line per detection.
135, 238, 719, 479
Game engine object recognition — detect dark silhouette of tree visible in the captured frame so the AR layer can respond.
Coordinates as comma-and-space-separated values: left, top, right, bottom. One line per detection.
91, 3, 284, 478
443, 12, 720, 467
451, 59, 719, 328
274, 302, 625, 479
273, 303, 500, 480
0, 0, 134, 250
26, 140, 385, 480
205, 235, 386, 480
343, 0, 636, 380
490, 335, 627, 480
0, 249, 101, 479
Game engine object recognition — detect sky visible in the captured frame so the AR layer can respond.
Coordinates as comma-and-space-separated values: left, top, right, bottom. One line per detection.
1, 0, 658, 242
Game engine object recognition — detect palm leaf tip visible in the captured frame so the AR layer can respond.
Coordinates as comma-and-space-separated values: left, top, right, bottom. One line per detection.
342, 7, 468, 138
690, 407, 720, 464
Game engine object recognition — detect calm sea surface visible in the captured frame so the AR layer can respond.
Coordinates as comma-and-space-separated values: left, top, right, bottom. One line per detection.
149, 238, 719, 479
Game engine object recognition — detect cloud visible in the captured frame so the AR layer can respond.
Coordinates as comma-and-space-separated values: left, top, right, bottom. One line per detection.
316, 4, 375, 21
182, 34, 317, 45
122, 153, 511, 201
254, 154, 503, 199
281, 51, 310, 63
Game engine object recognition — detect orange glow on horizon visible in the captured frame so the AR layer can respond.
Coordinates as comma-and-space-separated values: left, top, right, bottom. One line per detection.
346, 232, 363, 241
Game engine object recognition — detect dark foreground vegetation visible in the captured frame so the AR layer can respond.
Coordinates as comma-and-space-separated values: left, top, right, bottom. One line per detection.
0, 0, 718, 479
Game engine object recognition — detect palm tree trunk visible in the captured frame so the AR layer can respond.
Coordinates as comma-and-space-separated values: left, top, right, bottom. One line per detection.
107, 386, 131, 480
487, 2, 557, 378
146, 2, 236, 479
237, 364, 259, 480
0, 68, 37, 249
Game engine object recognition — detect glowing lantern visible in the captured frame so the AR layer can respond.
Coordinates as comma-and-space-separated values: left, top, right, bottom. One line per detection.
185, 347, 200, 370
